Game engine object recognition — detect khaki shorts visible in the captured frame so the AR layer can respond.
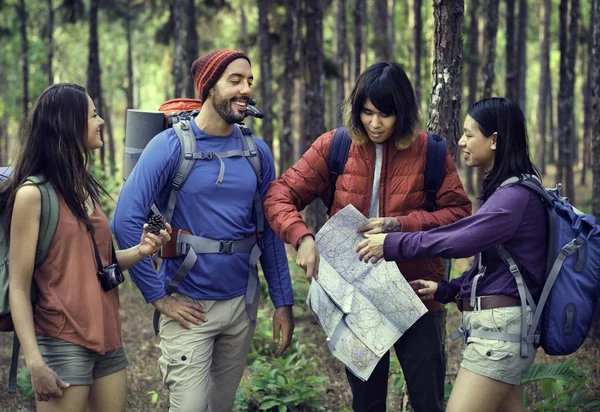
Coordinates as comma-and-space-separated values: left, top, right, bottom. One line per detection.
460, 306, 536, 385
37, 335, 129, 386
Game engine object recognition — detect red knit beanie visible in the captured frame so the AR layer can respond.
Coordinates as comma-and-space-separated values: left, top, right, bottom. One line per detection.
190, 49, 251, 103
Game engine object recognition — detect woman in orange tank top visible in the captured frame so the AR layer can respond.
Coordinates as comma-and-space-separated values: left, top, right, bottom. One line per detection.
1, 83, 171, 412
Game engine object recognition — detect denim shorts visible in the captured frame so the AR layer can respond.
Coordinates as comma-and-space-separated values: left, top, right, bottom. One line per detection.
460, 306, 536, 385
37, 335, 129, 386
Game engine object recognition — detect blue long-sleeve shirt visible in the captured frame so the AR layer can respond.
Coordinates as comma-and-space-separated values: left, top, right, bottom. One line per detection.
111, 120, 294, 308
383, 184, 547, 303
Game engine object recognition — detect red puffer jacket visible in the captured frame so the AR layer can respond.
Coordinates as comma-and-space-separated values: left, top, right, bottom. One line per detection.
265, 129, 472, 311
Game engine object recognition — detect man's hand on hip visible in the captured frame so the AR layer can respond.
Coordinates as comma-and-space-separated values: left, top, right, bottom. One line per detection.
272, 305, 294, 356
152, 295, 207, 329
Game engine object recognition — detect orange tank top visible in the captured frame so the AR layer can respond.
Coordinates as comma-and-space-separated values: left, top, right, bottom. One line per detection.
33, 196, 122, 354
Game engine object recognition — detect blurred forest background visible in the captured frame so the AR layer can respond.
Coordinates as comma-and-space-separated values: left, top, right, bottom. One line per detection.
1, 0, 600, 410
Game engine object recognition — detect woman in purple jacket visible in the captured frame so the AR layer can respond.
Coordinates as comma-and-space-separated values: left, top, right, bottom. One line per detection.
356, 97, 545, 412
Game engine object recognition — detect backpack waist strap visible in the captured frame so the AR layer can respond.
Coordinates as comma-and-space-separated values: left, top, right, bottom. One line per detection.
456, 295, 520, 312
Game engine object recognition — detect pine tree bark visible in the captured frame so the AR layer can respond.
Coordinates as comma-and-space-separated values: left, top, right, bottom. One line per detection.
280, 0, 300, 173
334, 0, 346, 125
591, 0, 600, 339
548, 80, 557, 164
481, 0, 499, 99
558, 0, 579, 202
465, 0, 479, 195
47, 0, 54, 85
124, 0, 134, 110
536, 0, 551, 175
172, 0, 184, 98
304, 0, 327, 232
427, 0, 464, 160
581, 10, 593, 186
258, 0, 274, 150
17, 0, 29, 117
505, 0, 517, 101
516, 0, 527, 111
374, 0, 389, 61
411, 0, 422, 106
87, 0, 105, 165
353, 0, 366, 81
387, 0, 395, 59
184, 0, 198, 98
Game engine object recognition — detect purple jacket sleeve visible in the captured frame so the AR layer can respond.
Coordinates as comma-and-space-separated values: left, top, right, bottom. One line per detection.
382, 185, 530, 262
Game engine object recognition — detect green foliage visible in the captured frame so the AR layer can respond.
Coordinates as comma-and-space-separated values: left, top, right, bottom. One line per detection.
388, 355, 405, 394
17, 367, 34, 401
146, 390, 160, 404
235, 342, 327, 411
91, 161, 121, 218
522, 360, 600, 411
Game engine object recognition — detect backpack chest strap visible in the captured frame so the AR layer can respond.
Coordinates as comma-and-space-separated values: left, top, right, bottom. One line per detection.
186, 149, 258, 185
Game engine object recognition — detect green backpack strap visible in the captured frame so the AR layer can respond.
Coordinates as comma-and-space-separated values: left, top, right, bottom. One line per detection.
27, 175, 59, 265
8, 175, 59, 394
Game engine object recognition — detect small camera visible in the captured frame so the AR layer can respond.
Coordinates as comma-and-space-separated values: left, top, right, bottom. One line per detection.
97, 263, 125, 291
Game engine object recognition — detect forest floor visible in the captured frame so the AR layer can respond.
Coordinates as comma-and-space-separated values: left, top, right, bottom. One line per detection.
1, 255, 599, 412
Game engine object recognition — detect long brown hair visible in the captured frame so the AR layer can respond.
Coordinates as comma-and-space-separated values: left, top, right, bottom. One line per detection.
0, 83, 109, 234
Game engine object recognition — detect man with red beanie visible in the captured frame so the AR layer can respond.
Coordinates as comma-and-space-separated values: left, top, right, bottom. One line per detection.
111, 49, 295, 411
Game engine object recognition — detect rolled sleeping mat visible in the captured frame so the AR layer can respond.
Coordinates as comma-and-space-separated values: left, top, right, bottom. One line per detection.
123, 110, 165, 181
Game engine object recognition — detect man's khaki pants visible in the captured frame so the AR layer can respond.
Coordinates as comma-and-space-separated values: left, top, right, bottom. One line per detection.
158, 290, 259, 412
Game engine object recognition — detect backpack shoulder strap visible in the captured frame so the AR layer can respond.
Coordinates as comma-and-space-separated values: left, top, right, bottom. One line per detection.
239, 124, 264, 234
163, 120, 196, 223
27, 175, 59, 265
327, 127, 352, 215
424, 133, 447, 212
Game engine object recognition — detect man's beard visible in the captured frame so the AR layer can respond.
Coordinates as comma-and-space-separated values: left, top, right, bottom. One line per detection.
211, 86, 246, 124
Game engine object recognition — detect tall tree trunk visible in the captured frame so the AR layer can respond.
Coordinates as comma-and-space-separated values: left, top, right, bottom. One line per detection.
87, 0, 105, 166
47, 0, 54, 85
548, 79, 556, 165
558, 0, 579, 202
17, 0, 29, 117
516, 0, 527, 111
465, 0, 479, 195
334, 0, 346, 125
581, 9, 593, 186
184, 0, 197, 98
124, 0, 134, 111
481, 0, 499, 99
590, 0, 600, 340
387, 0, 395, 59
373, 0, 389, 61
505, 0, 517, 100
536, 0, 551, 176
104, 105, 117, 175
304, 0, 327, 232
411, 0, 422, 106
237, 6, 254, 132
280, 0, 300, 173
353, 0, 366, 81
427, 0, 464, 159
258, 0, 274, 150
172, 0, 184, 98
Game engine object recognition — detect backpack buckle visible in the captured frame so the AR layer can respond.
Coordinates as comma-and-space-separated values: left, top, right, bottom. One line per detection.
196, 152, 213, 160
219, 240, 234, 254
172, 173, 185, 189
